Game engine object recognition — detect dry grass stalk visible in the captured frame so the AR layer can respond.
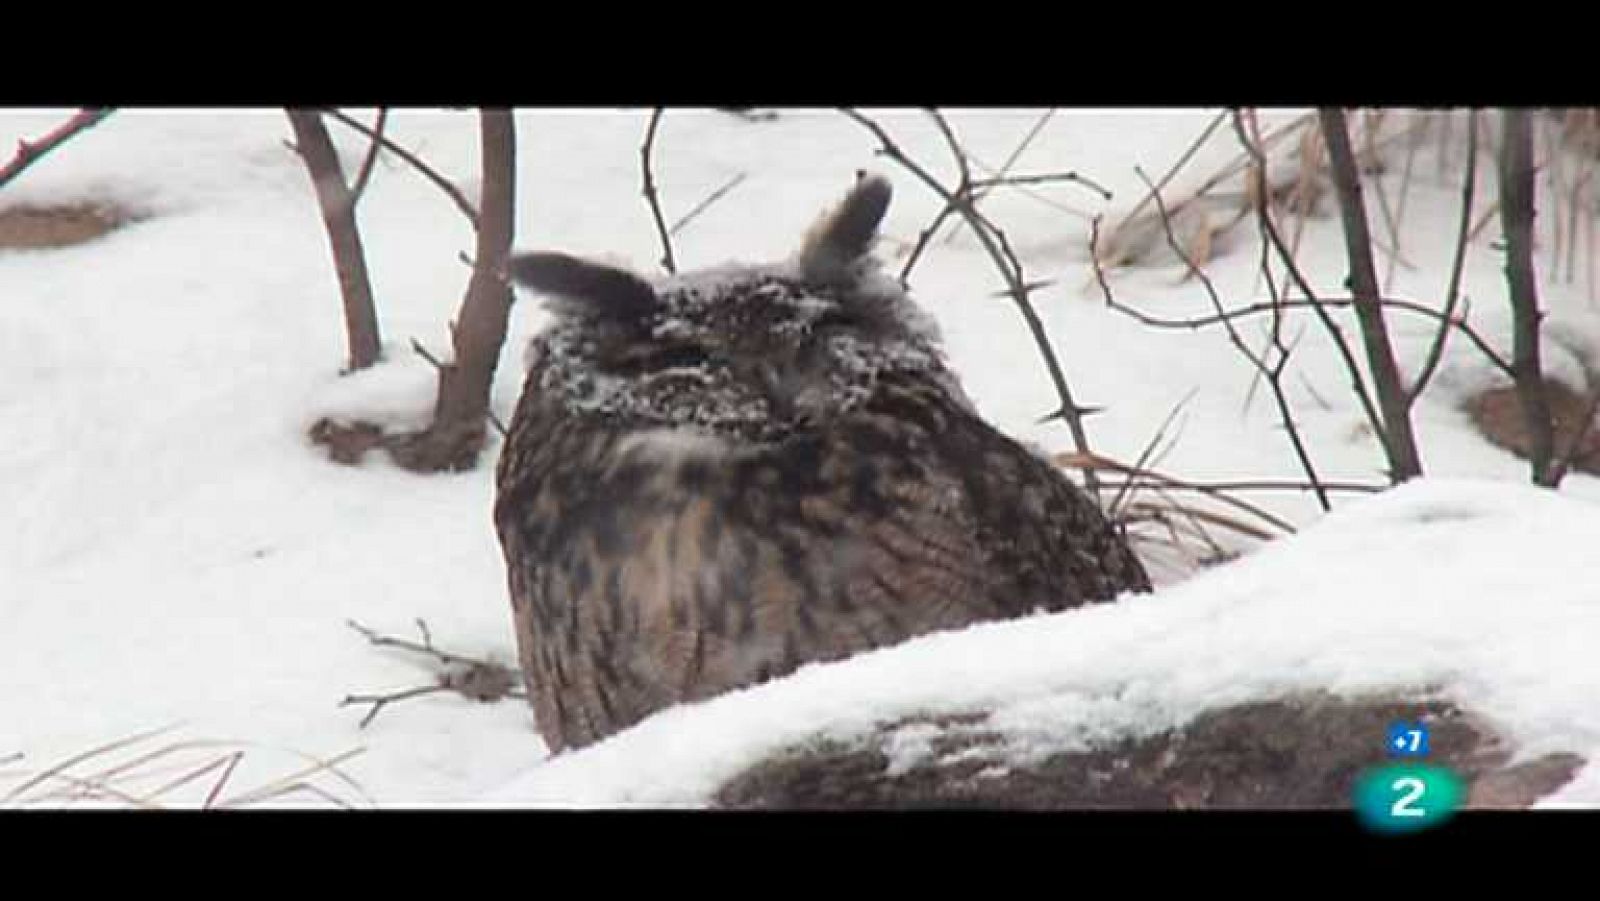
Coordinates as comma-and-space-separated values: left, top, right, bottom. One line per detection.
1, 728, 372, 810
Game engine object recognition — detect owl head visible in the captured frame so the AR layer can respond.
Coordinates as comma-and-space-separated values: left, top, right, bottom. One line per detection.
507, 175, 968, 445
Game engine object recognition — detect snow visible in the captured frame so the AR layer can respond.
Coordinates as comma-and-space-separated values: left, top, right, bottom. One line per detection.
3, 107, 1598, 807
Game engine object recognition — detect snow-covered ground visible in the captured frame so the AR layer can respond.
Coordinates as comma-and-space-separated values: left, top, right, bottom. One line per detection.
2, 108, 1597, 807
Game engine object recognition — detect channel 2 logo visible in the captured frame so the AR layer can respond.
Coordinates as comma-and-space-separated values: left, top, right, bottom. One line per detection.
1352, 720, 1464, 835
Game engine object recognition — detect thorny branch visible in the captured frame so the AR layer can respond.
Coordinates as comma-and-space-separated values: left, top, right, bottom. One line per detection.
924, 108, 1058, 259
341, 618, 523, 730
841, 107, 1104, 499
640, 108, 677, 274
0, 109, 114, 190
321, 107, 480, 229
1096, 166, 1332, 511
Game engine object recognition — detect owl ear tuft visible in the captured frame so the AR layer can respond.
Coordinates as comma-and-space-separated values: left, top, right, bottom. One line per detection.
508, 252, 660, 320
798, 174, 892, 282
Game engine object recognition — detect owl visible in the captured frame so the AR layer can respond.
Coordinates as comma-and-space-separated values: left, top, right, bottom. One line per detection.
494, 175, 1150, 754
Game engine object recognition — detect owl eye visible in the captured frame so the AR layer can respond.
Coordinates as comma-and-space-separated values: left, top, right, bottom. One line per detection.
809, 308, 867, 333
605, 342, 712, 376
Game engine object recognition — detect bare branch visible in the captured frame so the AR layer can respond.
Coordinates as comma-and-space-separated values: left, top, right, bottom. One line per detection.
1102, 478, 1382, 495
348, 107, 389, 206
1409, 110, 1480, 405
321, 107, 479, 229
410, 337, 445, 370
1232, 111, 1391, 466
1100, 164, 1332, 512
342, 618, 524, 729
935, 107, 1057, 248
1108, 390, 1195, 519
0, 108, 113, 190
1105, 110, 1229, 250
971, 170, 1113, 198
843, 107, 1104, 499
669, 171, 748, 236
640, 108, 677, 274
347, 617, 484, 670
1101, 287, 1512, 378
341, 685, 452, 730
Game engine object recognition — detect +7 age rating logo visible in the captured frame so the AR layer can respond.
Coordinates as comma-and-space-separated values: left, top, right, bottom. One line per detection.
1353, 720, 1464, 835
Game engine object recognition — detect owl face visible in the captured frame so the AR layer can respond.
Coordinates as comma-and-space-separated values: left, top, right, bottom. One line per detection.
510, 176, 964, 445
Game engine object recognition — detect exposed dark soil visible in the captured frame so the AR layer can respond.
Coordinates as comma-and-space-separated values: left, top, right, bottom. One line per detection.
1467, 378, 1600, 476
0, 202, 135, 250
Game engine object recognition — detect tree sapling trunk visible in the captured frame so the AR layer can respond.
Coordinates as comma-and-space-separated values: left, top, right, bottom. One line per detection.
1320, 107, 1424, 482
286, 108, 383, 373
1498, 108, 1559, 487
386, 108, 518, 473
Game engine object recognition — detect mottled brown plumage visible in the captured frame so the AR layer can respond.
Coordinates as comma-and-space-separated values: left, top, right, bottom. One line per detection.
494, 175, 1150, 753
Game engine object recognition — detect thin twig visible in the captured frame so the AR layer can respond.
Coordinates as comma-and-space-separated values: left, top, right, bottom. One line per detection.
347, 617, 485, 670
486, 410, 509, 438
410, 337, 445, 370
935, 107, 1058, 247
640, 108, 677, 274
1110, 390, 1197, 519
1125, 497, 1279, 544
343, 618, 524, 730
1105, 110, 1229, 252
0, 108, 114, 190
1055, 451, 1299, 536
321, 107, 479, 229
1100, 478, 1381, 494
1094, 166, 1332, 514
842, 107, 1103, 499
348, 107, 389, 206
971, 170, 1112, 199
1384, 113, 1427, 293
342, 685, 452, 730
1409, 110, 1480, 405
1100, 288, 1513, 379
669, 171, 748, 236
1232, 111, 1391, 462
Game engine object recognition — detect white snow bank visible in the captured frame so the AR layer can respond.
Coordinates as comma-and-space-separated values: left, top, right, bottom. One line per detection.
486, 477, 1600, 807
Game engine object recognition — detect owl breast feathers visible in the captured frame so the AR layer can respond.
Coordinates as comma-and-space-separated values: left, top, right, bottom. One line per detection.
494, 174, 1151, 753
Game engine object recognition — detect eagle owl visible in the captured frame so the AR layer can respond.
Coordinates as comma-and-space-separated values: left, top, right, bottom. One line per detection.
494, 175, 1150, 753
